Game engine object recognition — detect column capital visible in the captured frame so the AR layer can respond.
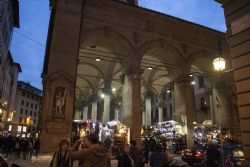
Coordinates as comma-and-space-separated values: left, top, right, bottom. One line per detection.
175, 74, 192, 87
158, 101, 165, 108
126, 67, 144, 78
89, 94, 99, 102
104, 79, 112, 89
145, 91, 152, 98
103, 87, 111, 95
82, 100, 88, 106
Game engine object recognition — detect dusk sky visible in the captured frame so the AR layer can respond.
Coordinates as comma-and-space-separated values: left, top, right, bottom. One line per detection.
10, 0, 226, 90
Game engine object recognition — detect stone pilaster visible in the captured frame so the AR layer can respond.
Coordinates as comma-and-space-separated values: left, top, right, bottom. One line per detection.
216, 3, 250, 165
40, 0, 83, 152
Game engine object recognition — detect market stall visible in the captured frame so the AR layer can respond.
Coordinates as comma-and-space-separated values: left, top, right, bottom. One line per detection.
101, 120, 130, 155
193, 120, 231, 147
72, 119, 101, 143
141, 120, 186, 153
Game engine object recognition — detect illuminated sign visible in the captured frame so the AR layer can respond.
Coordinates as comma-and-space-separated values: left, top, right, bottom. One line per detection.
23, 126, 27, 132
8, 125, 12, 131
17, 126, 22, 132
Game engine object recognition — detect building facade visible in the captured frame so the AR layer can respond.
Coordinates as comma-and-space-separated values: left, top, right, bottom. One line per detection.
11, 81, 42, 138
42, 0, 236, 152
0, 0, 21, 131
216, 0, 250, 166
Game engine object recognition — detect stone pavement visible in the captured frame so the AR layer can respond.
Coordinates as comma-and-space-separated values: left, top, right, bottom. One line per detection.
5, 154, 152, 167
5, 154, 183, 167
5, 154, 136, 167
5, 153, 78, 167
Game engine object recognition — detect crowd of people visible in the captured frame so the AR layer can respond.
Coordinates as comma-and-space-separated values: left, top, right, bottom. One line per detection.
51, 132, 234, 167
50, 134, 173, 167
0, 135, 40, 159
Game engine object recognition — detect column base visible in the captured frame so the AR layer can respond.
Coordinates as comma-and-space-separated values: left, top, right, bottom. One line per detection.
40, 120, 71, 152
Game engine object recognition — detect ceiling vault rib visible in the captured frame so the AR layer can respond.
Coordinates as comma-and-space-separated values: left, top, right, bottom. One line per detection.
77, 74, 104, 79
78, 55, 122, 64
80, 47, 126, 58
79, 51, 125, 60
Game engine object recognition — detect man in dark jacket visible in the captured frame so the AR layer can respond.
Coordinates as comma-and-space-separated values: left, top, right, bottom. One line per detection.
206, 141, 220, 167
150, 143, 169, 167
117, 144, 133, 167
70, 133, 111, 167
129, 140, 144, 167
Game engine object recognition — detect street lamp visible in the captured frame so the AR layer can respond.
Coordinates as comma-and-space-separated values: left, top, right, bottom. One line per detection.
213, 57, 225, 167
213, 57, 225, 72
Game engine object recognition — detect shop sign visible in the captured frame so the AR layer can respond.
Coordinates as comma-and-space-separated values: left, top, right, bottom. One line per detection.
231, 13, 250, 35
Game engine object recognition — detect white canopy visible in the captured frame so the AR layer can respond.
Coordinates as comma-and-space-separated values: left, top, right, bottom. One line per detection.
202, 120, 213, 126
106, 120, 127, 129
158, 120, 181, 125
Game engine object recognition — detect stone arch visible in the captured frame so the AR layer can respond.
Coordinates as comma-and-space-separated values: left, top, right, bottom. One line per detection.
80, 27, 135, 59
187, 49, 216, 75
138, 40, 184, 65
78, 62, 106, 79
76, 76, 95, 92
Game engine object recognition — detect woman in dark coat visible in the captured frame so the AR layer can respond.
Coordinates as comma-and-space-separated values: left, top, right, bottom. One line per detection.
150, 143, 169, 167
50, 139, 73, 167
117, 144, 134, 167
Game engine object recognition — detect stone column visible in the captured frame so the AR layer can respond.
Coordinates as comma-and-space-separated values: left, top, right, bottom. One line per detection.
103, 88, 111, 123
166, 92, 172, 119
83, 103, 88, 121
74, 110, 81, 120
145, 92, 152, 125
158, 101, 164, 122
208, 88, 215, 124
174, 76, 197, 149
91, 100, 98, 122
122, 67, 142, 147
114, 107, 119, 120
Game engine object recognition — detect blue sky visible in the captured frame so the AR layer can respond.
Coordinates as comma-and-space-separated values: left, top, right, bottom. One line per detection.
10, 0, 226, 90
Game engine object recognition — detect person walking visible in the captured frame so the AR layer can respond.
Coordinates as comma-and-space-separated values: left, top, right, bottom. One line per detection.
70, 133, 110, 167
206, 141, 220, 167
21, 138, 29, 160
28, 139, 33, 158
33, 139, 40, 158
117, 144, 133, 167
14, 138, 21, 158
150, 143, 169, 167
50, 139, 73, 167
129, 140, 144, 167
